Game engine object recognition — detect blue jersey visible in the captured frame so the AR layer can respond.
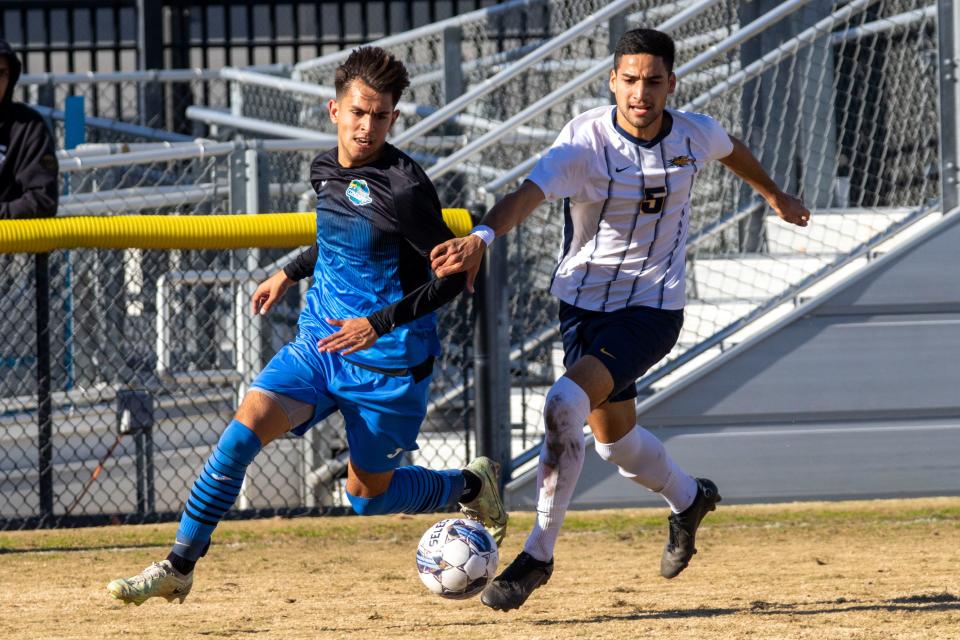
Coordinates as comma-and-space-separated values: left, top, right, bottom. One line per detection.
284, 145, 464, 370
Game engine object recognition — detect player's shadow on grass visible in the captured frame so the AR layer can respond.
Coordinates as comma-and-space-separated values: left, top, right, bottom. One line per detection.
530, 593, 960, 626
0, 542, 165, 555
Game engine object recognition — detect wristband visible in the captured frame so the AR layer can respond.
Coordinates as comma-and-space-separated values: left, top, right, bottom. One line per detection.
470, 225, 495, 246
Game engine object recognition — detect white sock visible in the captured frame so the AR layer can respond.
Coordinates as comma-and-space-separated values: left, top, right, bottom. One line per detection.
523, 376, 590, 562
594, 425, 698, 513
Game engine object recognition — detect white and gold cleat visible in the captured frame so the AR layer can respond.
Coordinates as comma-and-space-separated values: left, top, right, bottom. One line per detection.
106, 560, 193, 605
460, 456, 508, 547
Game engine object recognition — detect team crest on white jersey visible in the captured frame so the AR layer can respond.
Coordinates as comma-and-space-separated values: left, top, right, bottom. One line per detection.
668, 155, 695, 168
346, 179, 373, 206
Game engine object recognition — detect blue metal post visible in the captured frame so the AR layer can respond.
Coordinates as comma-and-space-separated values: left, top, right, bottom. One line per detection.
62, 95, 85, 392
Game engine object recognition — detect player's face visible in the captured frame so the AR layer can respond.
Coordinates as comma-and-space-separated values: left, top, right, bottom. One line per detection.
609, 53, 676, 139
0, 58, 10, 101
328, 79, 400, 167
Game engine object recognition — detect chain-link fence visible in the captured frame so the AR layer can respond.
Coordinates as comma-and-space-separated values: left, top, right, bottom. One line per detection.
0, 142, 485, 529
1, 0, 945, 529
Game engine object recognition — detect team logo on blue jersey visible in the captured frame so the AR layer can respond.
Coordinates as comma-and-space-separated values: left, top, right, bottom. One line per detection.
668, 155, 695, 168
345, 179, 373, 206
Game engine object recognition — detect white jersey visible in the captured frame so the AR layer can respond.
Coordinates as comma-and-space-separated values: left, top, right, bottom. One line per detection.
528, 105, 733, 311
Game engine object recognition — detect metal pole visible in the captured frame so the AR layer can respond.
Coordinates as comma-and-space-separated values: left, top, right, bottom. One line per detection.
135, 430, 145, 517
137, 0, 165, 128
608, 10, 627, 105
168, 4, 193, 135
117, 389, 155, 518
145, 426, 155, 514
232, 148, 267, 509
939, 0, 960, 212
443, 26, 464, 106
609, 10, 627, 55
474, 197, 511, 487
62, 96, 85, 392
36, 254, 54, 522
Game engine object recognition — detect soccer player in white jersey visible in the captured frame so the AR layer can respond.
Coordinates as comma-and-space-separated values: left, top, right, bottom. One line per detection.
430, 28, 810, 611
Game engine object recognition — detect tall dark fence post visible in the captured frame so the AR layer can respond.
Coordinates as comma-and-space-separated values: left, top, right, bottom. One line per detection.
474, 198, 511, 489
137, 0, 165, 128
117, 389, 155, 519
36, 253, 54, 523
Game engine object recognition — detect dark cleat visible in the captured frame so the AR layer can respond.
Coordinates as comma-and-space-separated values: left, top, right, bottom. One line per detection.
660, 477, 721, 579
480, 551, 554, 611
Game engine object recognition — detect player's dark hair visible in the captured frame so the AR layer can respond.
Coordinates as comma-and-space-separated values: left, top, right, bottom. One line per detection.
614, 28, 676, 73
335, 46, 410, 105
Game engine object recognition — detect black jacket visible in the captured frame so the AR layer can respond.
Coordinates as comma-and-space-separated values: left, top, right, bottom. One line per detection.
0, 40, 58, 219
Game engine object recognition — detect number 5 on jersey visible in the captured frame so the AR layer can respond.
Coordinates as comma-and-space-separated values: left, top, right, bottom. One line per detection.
641, 186, 667, 214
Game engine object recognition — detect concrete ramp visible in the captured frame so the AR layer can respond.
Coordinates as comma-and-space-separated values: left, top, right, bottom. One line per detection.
507, 211, 960, 509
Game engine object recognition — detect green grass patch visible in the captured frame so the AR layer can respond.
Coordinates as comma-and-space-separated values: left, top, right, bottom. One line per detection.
1, 498, 957, 554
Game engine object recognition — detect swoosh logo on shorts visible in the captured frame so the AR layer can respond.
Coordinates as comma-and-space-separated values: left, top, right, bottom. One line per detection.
599, 347, 616, 359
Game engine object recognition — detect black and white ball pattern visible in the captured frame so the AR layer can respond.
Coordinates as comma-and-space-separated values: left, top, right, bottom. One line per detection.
416, 518, 499, 599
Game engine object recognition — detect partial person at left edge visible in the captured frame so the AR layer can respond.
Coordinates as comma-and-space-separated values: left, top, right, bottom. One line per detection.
0, 40, 59, 219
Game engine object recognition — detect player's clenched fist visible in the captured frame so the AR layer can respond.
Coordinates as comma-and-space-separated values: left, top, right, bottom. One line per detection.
770, 192, 810, 227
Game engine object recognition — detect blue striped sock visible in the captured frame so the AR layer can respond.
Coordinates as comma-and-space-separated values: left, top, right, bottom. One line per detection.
346, 466, 465, 516
172, 420, 262, 561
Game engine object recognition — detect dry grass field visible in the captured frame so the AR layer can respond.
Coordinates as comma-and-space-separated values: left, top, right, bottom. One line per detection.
0, 497, 958, 640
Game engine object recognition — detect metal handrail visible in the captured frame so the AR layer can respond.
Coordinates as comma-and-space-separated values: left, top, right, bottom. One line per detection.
392, 0, 637, 146
480, 0, 877, 193
56, 137, 341, 172
18, 64, 288, 86
673, 0, 816, 78
59, 141, 209, 159
30, 105, 193, 143
423, 0, 726, 179
58, 141, 236, 172
683, 0, 876, 111
292, 0, 545, 76
185, 106, 338, 143
830, 5, 936, 45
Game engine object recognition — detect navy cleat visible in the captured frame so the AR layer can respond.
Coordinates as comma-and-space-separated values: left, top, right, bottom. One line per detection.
660, 477, 721, 579
480, 551, 553, 611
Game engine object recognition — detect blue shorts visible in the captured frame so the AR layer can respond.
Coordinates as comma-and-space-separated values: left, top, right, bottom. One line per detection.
251, 332, 431, 473
559, 301, 683, 403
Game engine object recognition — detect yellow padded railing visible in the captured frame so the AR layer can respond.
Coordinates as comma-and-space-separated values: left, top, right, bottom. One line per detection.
0, 209, 473, 253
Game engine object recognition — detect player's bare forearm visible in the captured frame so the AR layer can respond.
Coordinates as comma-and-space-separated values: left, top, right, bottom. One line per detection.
478, 179, 546, 237
429, 180, 545, 290
719, 136, 810, 227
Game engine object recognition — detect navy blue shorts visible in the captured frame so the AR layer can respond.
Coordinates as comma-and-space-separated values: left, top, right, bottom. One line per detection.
559, 301, 683, 403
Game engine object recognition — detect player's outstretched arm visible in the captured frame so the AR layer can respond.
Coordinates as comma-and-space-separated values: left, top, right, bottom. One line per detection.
719, 136, 811, 227
430, 180, 545, 292
251, 270, 295, 315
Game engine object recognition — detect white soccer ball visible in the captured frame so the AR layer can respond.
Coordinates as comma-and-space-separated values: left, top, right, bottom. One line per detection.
416, 518, 499, 599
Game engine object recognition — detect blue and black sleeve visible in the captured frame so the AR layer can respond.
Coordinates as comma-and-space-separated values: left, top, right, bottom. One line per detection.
365, 179, 466, 336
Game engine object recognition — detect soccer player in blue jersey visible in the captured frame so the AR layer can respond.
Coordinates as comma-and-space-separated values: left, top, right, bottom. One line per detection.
431, 28, 810, 611
107, 46, 507, 606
